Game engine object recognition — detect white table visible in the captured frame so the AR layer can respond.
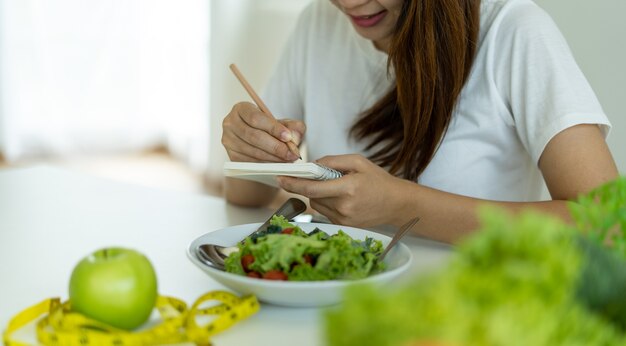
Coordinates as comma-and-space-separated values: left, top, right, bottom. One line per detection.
0, 166, 451, 345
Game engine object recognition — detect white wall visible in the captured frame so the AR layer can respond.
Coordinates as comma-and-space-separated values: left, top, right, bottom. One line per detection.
208, 0, 626, 178
534, 0, 626, 173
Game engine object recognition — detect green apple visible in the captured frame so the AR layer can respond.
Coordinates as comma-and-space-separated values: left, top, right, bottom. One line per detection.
69, 247, 158, 330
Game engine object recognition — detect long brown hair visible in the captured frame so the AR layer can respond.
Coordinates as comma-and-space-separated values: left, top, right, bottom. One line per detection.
350, 0, 480, 181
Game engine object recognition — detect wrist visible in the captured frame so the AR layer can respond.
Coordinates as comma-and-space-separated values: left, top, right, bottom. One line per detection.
385, 177, 423, 228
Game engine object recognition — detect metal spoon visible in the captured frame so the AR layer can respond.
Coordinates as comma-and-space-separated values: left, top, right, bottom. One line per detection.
195, 198, 307, 270
378, 216, 420, 262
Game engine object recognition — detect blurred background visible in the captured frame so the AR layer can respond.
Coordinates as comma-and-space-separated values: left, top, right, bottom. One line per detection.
0, 0, 624, 197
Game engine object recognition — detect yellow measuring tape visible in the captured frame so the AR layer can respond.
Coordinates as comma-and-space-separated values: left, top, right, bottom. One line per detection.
3, 291, 259, 346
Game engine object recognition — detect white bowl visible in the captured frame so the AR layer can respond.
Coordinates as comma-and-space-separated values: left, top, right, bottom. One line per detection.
186, 222, 412, 307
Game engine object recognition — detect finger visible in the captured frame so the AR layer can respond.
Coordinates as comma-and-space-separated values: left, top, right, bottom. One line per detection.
236, 125, 298, 161
310, 198, 363, 227
222, 126, 289, 162
276, 176, 348, 199
308, 198, 341, 222
239, 106, 295, 144
236, 108, 299, 160
279, 119, 306, 145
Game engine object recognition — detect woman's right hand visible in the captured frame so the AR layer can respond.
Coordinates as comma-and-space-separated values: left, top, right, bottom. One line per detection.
222, 102, 305, 162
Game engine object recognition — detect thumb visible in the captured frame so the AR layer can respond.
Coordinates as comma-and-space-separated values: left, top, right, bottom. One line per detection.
315, 154, 366, 173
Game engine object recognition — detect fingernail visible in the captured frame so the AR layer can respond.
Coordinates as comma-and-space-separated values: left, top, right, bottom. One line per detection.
291, 131, 301, 145
287, 152, 299, 161
280, 131, 292, 142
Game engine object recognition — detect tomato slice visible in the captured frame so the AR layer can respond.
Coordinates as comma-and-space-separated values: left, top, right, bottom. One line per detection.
281, 228, 294, 235
241, 254, 255, 272
246, 271, 261, 278
262, 270, 288, 281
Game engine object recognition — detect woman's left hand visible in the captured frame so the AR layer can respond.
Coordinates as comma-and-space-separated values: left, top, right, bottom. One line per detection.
276, 154, 404, 227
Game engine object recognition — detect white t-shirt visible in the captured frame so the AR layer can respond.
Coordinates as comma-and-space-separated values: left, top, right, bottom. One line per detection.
262, 0, 610, 202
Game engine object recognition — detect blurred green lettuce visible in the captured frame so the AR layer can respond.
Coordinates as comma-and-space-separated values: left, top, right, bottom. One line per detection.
569, 177, 626, 257
325, 177, 626, 346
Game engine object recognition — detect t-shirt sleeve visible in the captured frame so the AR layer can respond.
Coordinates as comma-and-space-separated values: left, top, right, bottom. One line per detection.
492, 2, 611, 165
260, 3, 315, 122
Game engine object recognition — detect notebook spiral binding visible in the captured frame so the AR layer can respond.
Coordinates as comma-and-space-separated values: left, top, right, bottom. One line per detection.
314, 163, 343, 180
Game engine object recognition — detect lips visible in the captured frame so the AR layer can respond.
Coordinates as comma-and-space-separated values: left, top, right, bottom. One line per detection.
349, 10, 387, 28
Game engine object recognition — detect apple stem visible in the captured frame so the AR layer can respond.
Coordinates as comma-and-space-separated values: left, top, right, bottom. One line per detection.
103, 248, 108, 258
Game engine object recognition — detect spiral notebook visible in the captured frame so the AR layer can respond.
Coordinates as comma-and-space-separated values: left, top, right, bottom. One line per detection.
223, 162, 343, 187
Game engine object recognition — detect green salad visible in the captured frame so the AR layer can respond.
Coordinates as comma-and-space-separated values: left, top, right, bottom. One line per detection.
224, 216, 386, 281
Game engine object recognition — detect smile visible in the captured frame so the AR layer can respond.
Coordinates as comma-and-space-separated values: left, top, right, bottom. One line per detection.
350, 10, 387, 28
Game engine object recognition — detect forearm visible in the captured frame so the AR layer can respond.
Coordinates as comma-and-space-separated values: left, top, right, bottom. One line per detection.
390, 179, 573, 244
224, 177, 279, 207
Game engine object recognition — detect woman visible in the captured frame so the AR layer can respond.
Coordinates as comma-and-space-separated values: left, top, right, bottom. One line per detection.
221, 0, 618, 243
